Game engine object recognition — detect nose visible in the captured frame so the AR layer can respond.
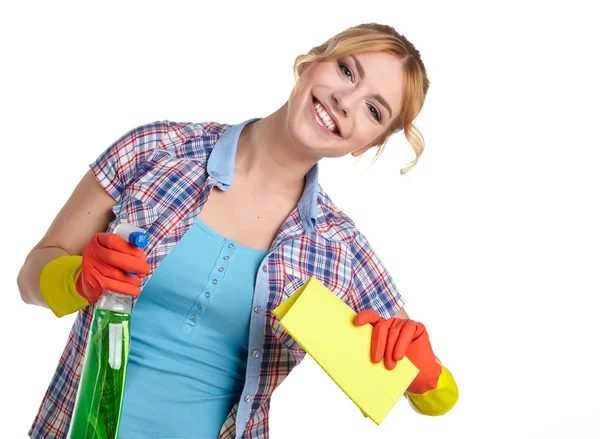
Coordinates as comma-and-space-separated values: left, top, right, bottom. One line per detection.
332, 91, 349, 117
332, 89, 362, 118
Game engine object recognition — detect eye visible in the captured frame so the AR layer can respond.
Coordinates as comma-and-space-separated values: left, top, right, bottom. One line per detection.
368, 103, 382, 122
338, 62, 354, 82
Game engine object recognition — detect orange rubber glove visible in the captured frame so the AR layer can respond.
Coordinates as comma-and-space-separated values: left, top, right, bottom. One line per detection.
354, 309, 441, 394
76, 232, 151, 304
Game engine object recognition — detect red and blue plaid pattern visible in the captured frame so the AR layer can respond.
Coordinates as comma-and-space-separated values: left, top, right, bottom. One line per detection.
29, 119, 405, 439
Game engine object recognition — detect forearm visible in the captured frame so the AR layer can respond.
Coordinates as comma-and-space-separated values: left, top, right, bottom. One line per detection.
17, 246, 71, 307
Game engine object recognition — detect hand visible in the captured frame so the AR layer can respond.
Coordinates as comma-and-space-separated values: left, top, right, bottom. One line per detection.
354, 309, 442, 394
75, 232, 151, 304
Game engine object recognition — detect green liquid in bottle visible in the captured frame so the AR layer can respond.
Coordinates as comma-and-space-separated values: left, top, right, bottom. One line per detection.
69, 309, 130, 439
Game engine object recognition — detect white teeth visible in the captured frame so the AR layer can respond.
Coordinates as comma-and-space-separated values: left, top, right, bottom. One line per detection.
314, 101, 337, 133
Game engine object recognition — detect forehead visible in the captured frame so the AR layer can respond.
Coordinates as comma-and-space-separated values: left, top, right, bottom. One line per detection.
352, 51, 404, 114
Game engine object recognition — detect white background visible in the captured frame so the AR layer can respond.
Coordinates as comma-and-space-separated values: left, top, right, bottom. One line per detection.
2, 1, 599, 438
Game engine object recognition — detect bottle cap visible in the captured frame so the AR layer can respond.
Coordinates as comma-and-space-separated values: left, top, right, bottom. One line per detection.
129, 231, 149, 249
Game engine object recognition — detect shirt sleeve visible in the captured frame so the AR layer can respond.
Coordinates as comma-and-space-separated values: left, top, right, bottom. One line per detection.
89, 120, 171, 201
350, 229, 406, 319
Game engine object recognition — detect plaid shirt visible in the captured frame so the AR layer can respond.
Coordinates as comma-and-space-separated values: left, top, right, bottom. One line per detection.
29, 118, 406, 439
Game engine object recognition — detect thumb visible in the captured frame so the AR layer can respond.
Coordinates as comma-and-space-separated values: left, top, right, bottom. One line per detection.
354, 309, 383, 326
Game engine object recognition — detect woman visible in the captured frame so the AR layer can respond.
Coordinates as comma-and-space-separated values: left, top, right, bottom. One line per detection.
18, 22, 458, 439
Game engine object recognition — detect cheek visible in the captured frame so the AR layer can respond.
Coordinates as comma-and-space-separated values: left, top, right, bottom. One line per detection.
287, 91, 307, 123
353, 123, 379, 145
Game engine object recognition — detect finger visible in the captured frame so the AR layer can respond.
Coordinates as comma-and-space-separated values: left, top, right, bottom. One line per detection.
97, 233, 147, 258
412, 321, 427, 340
97, 233, 146, 268
392, 320, 419, 361
103, 278, 142, 296
81, 268, 104, 303
91, 240, 150, 275
92, 257, 143, 287
384, 319, 405, 370
83, 267, 140, 300
96, 234, 149, 268
371, 318, 394, 363
89, 266, 142, 296
354, 309, 383, 326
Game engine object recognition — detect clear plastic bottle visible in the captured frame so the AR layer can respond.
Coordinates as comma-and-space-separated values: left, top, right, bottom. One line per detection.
68, 223, 149, 439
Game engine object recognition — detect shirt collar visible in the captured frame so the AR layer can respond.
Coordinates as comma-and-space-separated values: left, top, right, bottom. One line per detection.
207, 118, 318, 231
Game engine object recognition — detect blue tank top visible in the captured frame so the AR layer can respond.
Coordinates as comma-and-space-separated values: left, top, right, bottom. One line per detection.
118, 217, 268, 438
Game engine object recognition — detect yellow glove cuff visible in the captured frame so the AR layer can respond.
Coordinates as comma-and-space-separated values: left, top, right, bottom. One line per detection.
39, 255, 89, 317
405, 364, 459, 416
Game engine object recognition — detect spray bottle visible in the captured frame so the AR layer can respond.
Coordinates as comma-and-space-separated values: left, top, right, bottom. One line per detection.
68, 223, 149, 439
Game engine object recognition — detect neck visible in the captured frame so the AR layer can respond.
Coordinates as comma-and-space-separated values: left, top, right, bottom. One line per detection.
235, 103, 318, 193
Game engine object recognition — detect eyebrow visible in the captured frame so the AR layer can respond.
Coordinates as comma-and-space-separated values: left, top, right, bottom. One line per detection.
349, 54, 393, 118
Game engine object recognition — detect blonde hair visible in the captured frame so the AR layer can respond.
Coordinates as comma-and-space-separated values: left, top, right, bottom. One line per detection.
291, 23, 429, 175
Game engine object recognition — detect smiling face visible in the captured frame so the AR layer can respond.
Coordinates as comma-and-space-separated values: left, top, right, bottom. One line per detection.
286, 50, 404, 159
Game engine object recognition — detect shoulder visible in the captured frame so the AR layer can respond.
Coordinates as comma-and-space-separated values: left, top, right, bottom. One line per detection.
102, 120, 229, 156
90, 120, 233, 198
158, 120, 232, 141
94, 119, 233, 166
151, 120, 234, 161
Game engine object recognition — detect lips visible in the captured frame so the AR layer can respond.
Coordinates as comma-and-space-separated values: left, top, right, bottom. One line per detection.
312, 95, 341, 137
